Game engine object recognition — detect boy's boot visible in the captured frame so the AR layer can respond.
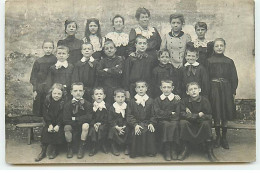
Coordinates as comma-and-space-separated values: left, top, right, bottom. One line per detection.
35, 144, 47, 162
221, 127, 229, 149
77, 140, 85, 159
206, 140, 218, 162
171, 142, 178, 160
164, 142, 171, 161
67, 142, 73, 158
124, 144, 130, 155
89, 142, 97, 156
48, 144, 57, 159
102, 142, 108, 154
214, 126, 221, 148
111, 141, 120, 156
178, 141, 189, 161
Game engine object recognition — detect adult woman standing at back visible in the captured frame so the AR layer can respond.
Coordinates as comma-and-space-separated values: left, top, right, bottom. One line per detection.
127, 7, 161, 59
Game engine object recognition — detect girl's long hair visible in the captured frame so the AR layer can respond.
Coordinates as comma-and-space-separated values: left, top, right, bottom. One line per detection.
45, 83, 66, 109
84, 18, 102, 45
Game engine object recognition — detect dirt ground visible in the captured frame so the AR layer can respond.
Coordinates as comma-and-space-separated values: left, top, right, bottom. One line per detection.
5, 123, 255, 165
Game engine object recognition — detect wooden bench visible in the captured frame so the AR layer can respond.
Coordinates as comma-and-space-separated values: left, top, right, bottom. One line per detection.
16, 123, 44, 145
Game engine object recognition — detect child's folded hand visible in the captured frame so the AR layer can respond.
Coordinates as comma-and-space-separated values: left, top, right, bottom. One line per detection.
103, 68, 109, 72
198, 112, 204, 117
186, 108, 191, 113
135, 125, 143, 135
33, 91, 37, 100
48, 124, 54, 132
94, 123, 100, 132
175, 95, 181, 100
72, 117, 76, 121
53, 125, 59, 132
148, 124, 155, 132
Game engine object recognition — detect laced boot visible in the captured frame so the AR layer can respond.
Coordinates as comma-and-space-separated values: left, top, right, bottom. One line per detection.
164, 142, 171, 161
178, 141, 189, 161
206, 140, 218, 162
77, 140, 86, 159
48, 144, 57, 159
111, 141, 120, 156
171, 142, 178, 160
35, 144, 47, 162
67, 142, 73, 158
221, 127, 229, 149
214, 126, 221, 148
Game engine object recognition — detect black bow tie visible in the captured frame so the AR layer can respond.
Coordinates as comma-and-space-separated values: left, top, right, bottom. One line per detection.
187, 65, 197, 76
71, 99, 85, 114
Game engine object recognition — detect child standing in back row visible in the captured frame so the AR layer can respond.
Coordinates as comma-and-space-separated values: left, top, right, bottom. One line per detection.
206, 38, 238, 149
160, 13, 191, 69
30, 40, 57, 116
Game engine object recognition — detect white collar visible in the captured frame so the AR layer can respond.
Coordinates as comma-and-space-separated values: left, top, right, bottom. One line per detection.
93, 101, 106, 112
72, 98, 83, 101
135, 26, 155, 39
55, 61, 68, 69
134, 94, 149, 107
113, 102, 127, 118
194, 38, 209, 48
160, 93, 175, 101
81, 56, 95, 63
184, 61, 200, 67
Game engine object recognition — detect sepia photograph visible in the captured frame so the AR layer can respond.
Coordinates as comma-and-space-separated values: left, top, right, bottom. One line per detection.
4, 0, 255, 165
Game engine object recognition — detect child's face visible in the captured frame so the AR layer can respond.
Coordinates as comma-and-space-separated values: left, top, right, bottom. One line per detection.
185, 51, 198, 64
56, 49, 69, 62
71, 85, 85, 100
135, 38, 148, 53
66, 22, 77, 36
186, 84, 201, 98
171, 18, 183, 33
81, 44, 94, 57
159, 51, 170, 65
135, 82, 148, 96
92, 89, 106, 103
195, 27, 207, 40
104, 42, 116, 57
43, 42, 54, 55
52, 88, 63, 101
89, 22, 98, 34
114, 92, 126, 105
214, 40, 225, 54
113, 17, 124, 32
138, 13, 150, 28
160, 82, 174, 96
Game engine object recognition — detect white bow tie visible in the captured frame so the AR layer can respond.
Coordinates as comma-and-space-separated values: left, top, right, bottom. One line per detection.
184, 61, 199, 67
93, 101, 106, 112
81, 56, 95, 63
160, 93, 175, 101
113, 102, 127, 118
55, 61, 68, 69
135, 94, 149, 107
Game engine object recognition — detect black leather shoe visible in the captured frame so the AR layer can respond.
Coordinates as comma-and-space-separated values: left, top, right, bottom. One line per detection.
67, 142, 73, 158
35, 144, 47, 162
77, 141, 85, 159
111, 142, 120, 156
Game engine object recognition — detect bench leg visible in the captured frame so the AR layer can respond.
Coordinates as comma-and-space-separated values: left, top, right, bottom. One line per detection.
27, 128, 33, 145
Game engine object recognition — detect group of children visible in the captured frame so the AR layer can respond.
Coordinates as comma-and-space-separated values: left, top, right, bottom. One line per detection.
30, 8, 238, 162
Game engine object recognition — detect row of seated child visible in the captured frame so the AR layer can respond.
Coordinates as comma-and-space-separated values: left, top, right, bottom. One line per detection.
35, 80, 217, 162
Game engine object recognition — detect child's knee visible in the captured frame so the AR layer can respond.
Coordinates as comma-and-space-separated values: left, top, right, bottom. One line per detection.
64, 125, 72, 132
82, 123, 89, 131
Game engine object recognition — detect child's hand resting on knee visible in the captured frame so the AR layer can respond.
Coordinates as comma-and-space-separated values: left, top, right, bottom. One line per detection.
148, 124, 155, 132
53, 125, 59, 132
48, 124, 54, 132
135, 125, 143, 135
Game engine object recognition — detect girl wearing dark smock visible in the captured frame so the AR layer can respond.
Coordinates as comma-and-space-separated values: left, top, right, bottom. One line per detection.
206, 38, 238, 149
57, 20, 83, 65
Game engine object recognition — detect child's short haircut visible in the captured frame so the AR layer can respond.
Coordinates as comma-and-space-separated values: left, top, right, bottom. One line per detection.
214, 38, 226, 46
71, 82, 84, 90
135, 80, 148, 88
185, 42, 199, 56
186, 82, 201, 91
104, 38, 116, 47
158, 49, 170, 58
112, 14, 125, 25
161, 80, 173, 86
49, 83, 66, 94
135, 35, 148, 44
169, 13, 185, 24
57, 45, 69, 54
81, 42, 93, 50
195, 22, 208, 30
135, 7, 150, 19
114, 89, 126, 96
64, 20, 78, 33
93, 87, 105, 94
42, 39, 54, 48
